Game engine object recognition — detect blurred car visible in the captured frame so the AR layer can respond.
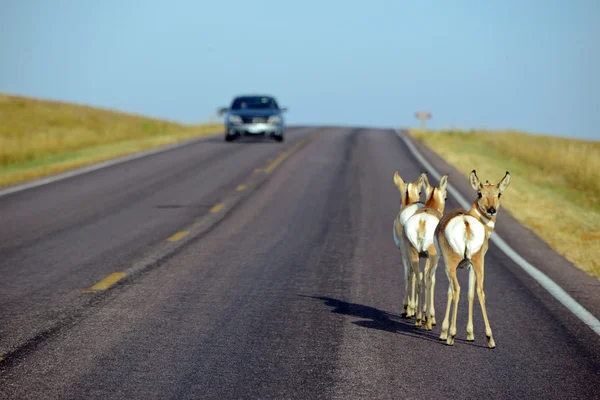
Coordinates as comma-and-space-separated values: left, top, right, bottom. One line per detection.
218, 95, 287, 142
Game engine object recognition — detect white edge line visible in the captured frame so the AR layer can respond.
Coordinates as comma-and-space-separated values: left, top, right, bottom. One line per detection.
0, 133, 221, 198
395, 129, 600, 336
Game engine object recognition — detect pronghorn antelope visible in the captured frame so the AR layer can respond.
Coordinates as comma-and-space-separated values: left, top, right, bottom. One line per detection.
402, 173, 449, 329
435, 170, 511, 348
393, 171, 427, 318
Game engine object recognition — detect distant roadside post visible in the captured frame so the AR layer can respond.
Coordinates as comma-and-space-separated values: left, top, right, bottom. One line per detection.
415, 112, 432, 129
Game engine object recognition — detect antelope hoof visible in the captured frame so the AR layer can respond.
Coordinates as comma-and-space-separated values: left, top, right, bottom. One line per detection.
446, 335, 455, 346
401, 305, 409, 318
424, 317, 432, 331
487, 336, 496, 349
439, 331, 448, 341
415, 319, 422, 327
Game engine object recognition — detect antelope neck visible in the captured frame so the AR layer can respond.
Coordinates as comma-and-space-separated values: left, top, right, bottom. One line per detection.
471, 205, 496, 230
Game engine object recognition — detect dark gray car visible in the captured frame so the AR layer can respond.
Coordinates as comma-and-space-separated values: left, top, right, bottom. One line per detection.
218, 95, 287, 142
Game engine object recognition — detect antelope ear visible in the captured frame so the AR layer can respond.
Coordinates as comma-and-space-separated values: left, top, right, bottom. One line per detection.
439, 174, 449, 194
420, 172, 431, 190
394, 170, 406, 192
469, 170, 482, 191
498, 171, 511, 193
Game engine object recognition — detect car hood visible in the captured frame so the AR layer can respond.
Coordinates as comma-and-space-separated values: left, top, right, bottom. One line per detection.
228, 109, 281, 117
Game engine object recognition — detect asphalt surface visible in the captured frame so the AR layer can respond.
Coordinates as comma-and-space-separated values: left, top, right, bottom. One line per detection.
0, 127, 599, 399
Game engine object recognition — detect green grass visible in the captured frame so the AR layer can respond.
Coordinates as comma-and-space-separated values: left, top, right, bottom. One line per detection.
409, 128, 600, 279
0, 93, 222, 187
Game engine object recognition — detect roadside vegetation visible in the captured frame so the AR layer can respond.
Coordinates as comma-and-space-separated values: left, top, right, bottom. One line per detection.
409, 128, 600, 279
0, 93, 221, 188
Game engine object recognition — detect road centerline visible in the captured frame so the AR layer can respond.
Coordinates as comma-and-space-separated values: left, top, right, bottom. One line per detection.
210, 203, 224, 213
167, 231, 190, 242
81, 272, 127, 293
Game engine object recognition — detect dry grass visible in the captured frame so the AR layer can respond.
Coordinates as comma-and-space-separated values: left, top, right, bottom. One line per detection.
409, 128, 600, 279
0, 93, 222, 187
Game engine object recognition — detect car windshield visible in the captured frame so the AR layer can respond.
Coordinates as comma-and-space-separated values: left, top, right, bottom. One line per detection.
230, 96, 279, 110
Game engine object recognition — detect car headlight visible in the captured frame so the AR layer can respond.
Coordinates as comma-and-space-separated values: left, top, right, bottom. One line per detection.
267, 115, 282, 124
228, 115, 243, 124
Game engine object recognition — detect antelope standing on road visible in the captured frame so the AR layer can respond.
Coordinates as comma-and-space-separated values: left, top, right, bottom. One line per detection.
435, 170, 511, 348
393, 171, 427, 318
402, 173, 449, 329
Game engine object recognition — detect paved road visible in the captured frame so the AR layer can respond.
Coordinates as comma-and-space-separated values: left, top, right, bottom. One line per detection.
1, 127, 599, 399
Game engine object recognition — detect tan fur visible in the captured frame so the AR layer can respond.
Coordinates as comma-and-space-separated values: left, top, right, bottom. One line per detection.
464, 220, 473, 245
394, 219, 404, 241
435, 209, 466, 236
413, 207, 442, 219
394, 170, 422, 208
418, 219, 427, 236
436, 170, 510, 348
401, 173, 449, 327
423, 183, 446, 214
393, 171, 427, 317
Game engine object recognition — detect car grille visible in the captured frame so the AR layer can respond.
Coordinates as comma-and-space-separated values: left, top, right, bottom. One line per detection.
241, 116, 268, 124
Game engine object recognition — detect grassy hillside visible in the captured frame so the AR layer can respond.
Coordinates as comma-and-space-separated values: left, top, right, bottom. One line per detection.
409, 128, 600, 279
0, 93, 222, 187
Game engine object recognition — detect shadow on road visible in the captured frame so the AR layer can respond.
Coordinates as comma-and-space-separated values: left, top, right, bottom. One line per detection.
301, 295, 488, 348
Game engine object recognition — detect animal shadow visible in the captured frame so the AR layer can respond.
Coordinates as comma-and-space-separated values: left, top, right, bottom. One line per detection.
302, 295, 486, 348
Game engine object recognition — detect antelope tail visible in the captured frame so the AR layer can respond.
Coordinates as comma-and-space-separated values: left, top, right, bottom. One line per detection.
406, 218, 429, 258
457, 220, 474, 269
416, 219, 428, 258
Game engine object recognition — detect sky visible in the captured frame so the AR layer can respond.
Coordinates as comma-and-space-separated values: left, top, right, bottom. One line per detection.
1, 0, 598, 140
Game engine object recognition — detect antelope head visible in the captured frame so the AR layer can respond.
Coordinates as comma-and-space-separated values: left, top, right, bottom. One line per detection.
421, 172, 449, 214
469, 170, 511, 218
394, 171, 425, 208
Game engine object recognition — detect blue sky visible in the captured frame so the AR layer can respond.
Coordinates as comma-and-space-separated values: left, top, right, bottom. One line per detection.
1, 0, 598, 139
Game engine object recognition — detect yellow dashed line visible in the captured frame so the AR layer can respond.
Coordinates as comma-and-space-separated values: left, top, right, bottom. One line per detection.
78, 135, 319, 297
81, 272, 127, 293
167, 231, 189, 242
263, 139, 308, 174
210, 203, 224, 213
263, 151, 290, 174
